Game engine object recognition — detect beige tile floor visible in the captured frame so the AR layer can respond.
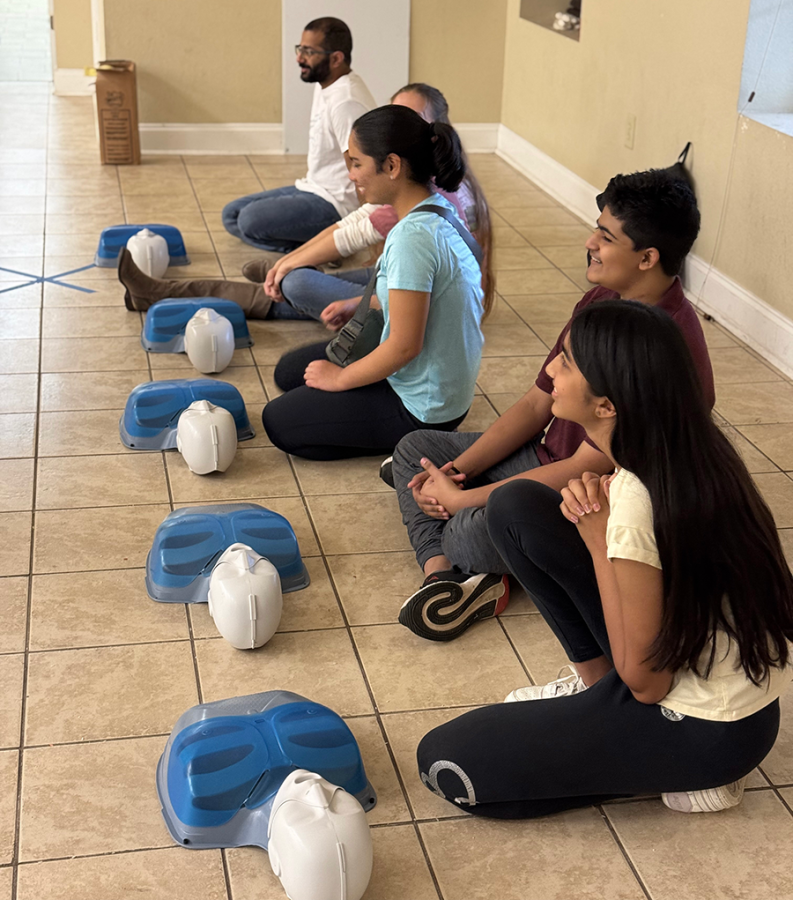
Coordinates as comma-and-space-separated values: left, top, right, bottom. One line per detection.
2, 85, 793, 900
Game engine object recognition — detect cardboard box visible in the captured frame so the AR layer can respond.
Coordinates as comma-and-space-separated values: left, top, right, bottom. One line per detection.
95, 60, 141, 165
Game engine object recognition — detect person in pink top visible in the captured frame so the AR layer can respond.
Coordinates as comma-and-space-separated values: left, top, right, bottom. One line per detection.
390, 167, 715, 642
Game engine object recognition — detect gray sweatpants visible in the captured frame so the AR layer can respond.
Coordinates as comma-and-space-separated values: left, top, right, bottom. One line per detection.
392, 429, 544, 575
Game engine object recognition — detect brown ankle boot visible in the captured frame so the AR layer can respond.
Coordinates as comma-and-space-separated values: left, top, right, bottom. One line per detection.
118, 248, 273, 318
241, 251, 284, 284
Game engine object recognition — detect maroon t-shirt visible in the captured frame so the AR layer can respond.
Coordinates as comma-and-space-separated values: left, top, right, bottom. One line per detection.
534, 278, 715, 465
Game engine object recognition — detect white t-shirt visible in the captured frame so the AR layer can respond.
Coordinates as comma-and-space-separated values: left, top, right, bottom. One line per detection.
331, 185, 476, 258
606, 467, 791, 722
294, 72, 376, 217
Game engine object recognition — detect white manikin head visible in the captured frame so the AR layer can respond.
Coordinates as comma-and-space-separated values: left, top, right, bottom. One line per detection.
207, 542, 283, 649
126, 228, 170, 278
176, 399, 237, 474
267, 769, 373, 900
184, 308, 235, 374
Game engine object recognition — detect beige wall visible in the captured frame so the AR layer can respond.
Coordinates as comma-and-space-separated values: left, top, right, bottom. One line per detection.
500, 0, 793, 320
409, 0, 507, 123
53, 0, 93, 69
100, 0, 506, 126
713, 117, 793, 320
103, 0, 282, 123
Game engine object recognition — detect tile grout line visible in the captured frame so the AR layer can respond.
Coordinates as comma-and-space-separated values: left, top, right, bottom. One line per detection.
770, 785, 793, 820
181, 153, 224, 280
150, 329, 207, 725
497, 293, 553, 351
598, 806, 654, 900
284, 453, 446, 898
10, 85, 51, 900
118, 162, 129, 226
496, 615, 535, 685
5, 815, 469, 870
23, 732, 171, 752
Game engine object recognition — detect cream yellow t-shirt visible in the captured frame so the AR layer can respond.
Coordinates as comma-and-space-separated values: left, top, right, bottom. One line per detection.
606, 467, 791, 722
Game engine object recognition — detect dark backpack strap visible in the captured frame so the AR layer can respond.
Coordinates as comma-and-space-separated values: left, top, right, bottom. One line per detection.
324, 265, 379, 364
340, 202, 479, 337
414, 204, 483, 267
346, 263, 379, 326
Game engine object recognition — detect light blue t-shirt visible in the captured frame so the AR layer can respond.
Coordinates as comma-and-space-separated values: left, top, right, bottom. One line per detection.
377, 194, 484, 423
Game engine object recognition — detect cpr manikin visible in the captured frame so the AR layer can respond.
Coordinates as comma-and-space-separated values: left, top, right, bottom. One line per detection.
184, 307, 235, 374
126, 227, 170, 278
208, 542, 283, 649
268, 769, 373, 900
176, 399, 237, 474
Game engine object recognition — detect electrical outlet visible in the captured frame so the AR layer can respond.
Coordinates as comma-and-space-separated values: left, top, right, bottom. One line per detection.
625, 114, 636, 150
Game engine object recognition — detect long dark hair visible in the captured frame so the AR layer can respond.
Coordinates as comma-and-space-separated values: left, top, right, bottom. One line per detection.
570, 301, 793, 683
353, 105, 464, 192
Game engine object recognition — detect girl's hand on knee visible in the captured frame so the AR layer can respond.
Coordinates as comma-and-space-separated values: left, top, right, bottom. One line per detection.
304, 360, 348, 392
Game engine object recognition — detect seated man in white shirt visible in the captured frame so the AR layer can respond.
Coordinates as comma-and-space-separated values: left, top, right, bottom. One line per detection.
222, 17, 376, 253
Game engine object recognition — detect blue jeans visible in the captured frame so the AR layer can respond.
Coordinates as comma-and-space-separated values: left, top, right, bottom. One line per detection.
221, 185, 340, 253
271, 266, 374, 321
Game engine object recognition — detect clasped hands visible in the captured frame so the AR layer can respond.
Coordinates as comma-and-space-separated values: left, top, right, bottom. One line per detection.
559, 470, 616, 551
408, 458, 467, 519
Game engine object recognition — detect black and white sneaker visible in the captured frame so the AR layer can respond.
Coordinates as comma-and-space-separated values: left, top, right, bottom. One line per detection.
379, 456, 395, 489
399, 570, 510, 641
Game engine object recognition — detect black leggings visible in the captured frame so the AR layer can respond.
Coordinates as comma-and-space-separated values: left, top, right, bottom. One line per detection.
416, 480, 781, 819
261, 342, 466, 461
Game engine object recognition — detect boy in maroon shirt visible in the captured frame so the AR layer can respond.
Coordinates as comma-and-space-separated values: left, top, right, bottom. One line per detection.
391, 168, 714, 641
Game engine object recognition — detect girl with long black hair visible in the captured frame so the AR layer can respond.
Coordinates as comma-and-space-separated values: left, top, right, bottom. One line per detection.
418, 301, 793, 818
260, 105, 485, 460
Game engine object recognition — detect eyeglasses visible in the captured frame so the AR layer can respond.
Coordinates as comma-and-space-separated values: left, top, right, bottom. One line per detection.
294, 44, 332, 59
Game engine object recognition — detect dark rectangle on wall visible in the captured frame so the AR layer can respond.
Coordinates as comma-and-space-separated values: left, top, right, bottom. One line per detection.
520, 0, 580, 41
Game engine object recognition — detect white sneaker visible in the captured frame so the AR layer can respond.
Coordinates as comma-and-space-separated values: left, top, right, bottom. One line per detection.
504, 665, 588, 702
662, 777, 746, 813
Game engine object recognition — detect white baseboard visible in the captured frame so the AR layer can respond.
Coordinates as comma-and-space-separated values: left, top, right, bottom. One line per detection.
495, 124, 793, 379
497, 124, 599, 225
138, 121, 500, 157
53, 68, 94, 97
139, 123, 284, 155
456, 123, 500, 154
684, 255, 793, 379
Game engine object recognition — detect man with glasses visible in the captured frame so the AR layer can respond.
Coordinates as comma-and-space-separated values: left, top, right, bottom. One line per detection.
222, 17, 375, 254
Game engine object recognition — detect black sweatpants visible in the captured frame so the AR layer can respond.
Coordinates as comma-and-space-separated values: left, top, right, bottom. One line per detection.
416, 480, 780, 819
261, 342, 465, 461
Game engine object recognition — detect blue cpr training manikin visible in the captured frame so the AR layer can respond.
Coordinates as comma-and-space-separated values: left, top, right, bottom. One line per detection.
157, 690, 377, 851
95, 223, 190, 267
146, 503, 310, 603
142, 298, 253, 352
119, 379, 254, 450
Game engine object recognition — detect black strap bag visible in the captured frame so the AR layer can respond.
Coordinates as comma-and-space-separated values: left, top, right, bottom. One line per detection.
325, 204, 483, 367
